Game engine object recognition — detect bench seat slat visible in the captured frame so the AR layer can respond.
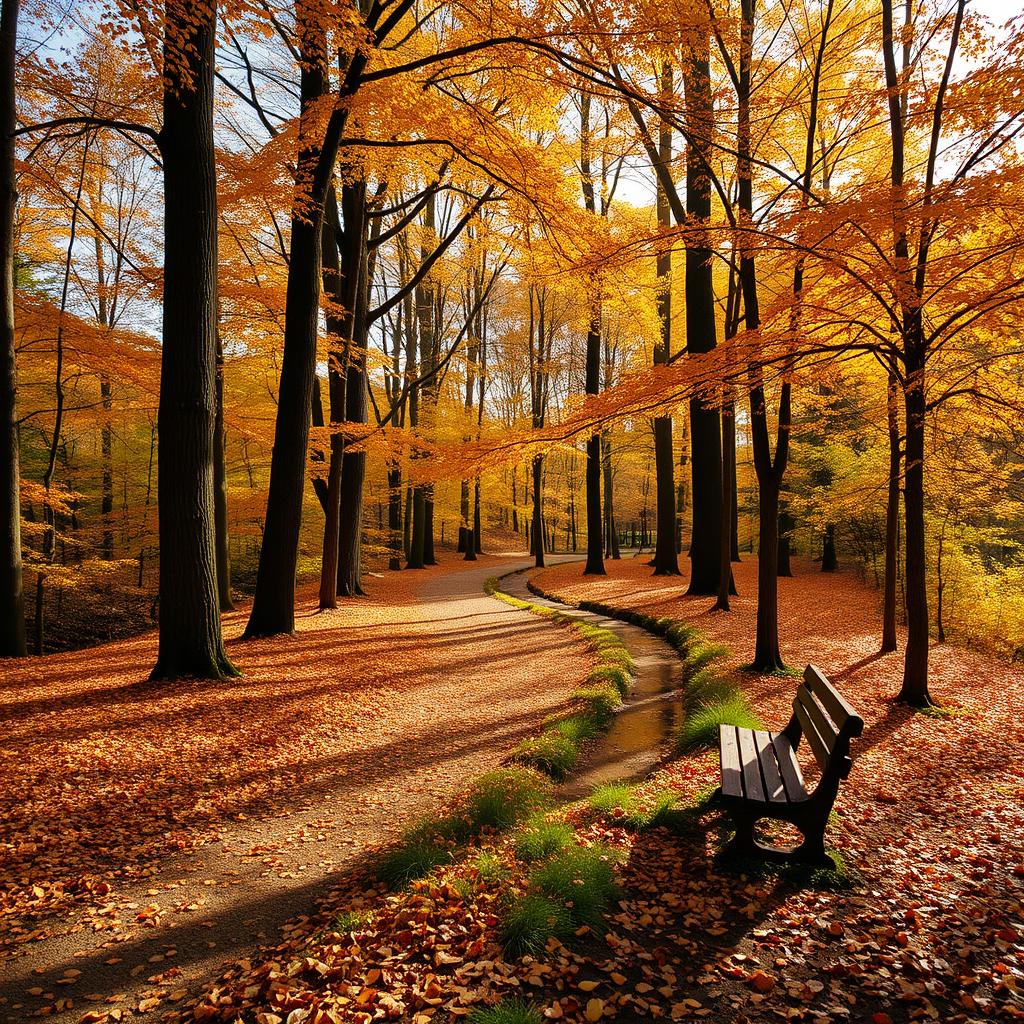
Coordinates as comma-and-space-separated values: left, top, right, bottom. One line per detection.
738, 726, 766, 803
754, 730, 788, 803
720, 725, 744, 798
771, 732, 807, 802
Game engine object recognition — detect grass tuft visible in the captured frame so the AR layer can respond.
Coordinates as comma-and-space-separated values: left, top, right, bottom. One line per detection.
585, 664, 632, 697
531, 844, 620, 928
677, 694, 763, 753
515, 818, 575, 862
468, 1000, 543, 1024
512, 733, 578, 781
378, 840, 450, 889
500, 894, 573, 956
466, 767, 551, 832
546, 713, 600, 744
571, 683, 622, 724
587, 782, 679, 831
332, 909, 371, 933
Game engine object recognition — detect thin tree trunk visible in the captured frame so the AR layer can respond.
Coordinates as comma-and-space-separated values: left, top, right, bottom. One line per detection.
0, 0, 24, 657
213, 330, 232, 610
652, 62, 679, 577
881, 371, 901, 651
152, 0, 235, 677
714, 401, 736, 610
532, 454, 545, 568
822, 526, 838, 571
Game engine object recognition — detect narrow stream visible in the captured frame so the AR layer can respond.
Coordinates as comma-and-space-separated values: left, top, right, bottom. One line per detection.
500, 568, 686, 799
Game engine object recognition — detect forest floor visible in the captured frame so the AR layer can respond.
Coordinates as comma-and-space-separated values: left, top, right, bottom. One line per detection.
2, 552, 1022, 1024
0, 554, 596, 1022
174, 553, 1023, 1024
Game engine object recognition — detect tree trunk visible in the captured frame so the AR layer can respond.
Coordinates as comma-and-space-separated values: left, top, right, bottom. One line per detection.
714, 401, 736, 610
881, 371, 900, 652
473, 477, 482, 553
100, 375, 114, 558
585, 311, 606, 573
408, 485, 425, 568
0, 0, 25, 657
213, 330, 233, 610
897, 340, 931, 705
777, 505, 793, 577
532, 454, 545, 568
822, 526, 838, 571
652, 62, 679, 577
423, 491, 436, 564
387, 464, 402, 570
336, 183, 369, 597
683, 34, 722, 596
753, 475, 783, 670
152, 0, 235, 677
244, 13, 342, 638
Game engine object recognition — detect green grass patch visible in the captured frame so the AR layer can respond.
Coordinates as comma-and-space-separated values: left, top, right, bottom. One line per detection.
514, 818, 575, 862
587, 782, 678, 831
677, 694, 763, 753
546, 713, 600, 744
585, 664, 632, 697
684, 667, 739, 713
332, 908, 372, 933
512, 733, 578, 781
500, 894, 574, 956
531, 844, 620, 928
378, 839, 450, 889
466, 767, 551, 832
571, 683, 622, 723
468, 999, 543, 1024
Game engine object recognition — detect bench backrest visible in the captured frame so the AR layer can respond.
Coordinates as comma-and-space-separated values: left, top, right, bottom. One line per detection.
783, 665, 864, 780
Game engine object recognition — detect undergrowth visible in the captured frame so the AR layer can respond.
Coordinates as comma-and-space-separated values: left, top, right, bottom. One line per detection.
377, 767, 550, 888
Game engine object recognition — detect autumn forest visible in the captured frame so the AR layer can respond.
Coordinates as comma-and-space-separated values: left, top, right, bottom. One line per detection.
0, 0, 1022, 1021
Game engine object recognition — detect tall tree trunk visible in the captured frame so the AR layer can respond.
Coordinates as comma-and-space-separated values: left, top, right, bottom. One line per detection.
213, 330, 232, 610
0, 0, 24, 657
532, 454, 545, 568
897, 338, 931, 704
652, 62, 680, 576
583, 330, 604, 574
152, 0, 235, 677
822, 526, 837, 571
714, 400, 736, 609
602, 434, 619, 559
580, 93, 605, 577
684, 31, 722, 595
777, 504, 793, 577
336, 182, 370, 597
317, 188, 347, 607
387, 465, 402, 570
881, 371, 901, 652
245, 10, 347, 637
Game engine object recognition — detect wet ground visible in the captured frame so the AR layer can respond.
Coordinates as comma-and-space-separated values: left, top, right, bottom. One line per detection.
498, 566, 685, 797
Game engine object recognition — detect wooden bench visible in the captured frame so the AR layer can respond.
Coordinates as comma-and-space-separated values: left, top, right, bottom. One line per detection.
716, 664, 864, 867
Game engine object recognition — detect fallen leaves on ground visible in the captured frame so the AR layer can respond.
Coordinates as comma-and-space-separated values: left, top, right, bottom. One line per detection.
171, 556, 1024, 1024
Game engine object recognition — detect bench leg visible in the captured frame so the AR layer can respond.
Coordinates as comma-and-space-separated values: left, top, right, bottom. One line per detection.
720, 810, 757, 860
791, 826, 835, 869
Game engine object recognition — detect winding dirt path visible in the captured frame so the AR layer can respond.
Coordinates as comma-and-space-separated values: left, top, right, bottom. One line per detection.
0, 556, 595, 1023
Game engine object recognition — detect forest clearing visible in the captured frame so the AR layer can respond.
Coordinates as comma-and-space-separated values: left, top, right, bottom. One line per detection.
1, 0, 1023, 1021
